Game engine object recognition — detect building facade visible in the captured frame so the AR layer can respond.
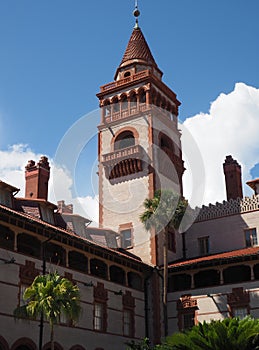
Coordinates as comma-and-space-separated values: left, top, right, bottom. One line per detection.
0, 8, 259, 350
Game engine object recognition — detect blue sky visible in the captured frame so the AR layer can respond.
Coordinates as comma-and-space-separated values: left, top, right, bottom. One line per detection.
0, 0, 259, 221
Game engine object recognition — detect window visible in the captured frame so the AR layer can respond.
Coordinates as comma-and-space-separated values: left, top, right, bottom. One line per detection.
121, 229, 132, 249
114, 131, 135, 150
233, 307, 248, 319
139, 90, 146, 104
227, 287, 250, 318
167, 228, 176, 252
19, 284, 28, 306
245, 228, 257, 247
177, 295, 198, 331
122, 291, 135, 337
198, 236, 209, 255
0, 224, 14, 250
94, 303, 104, 331
123, 309, 132, 336
121, 95, 128, 110
183, 313, 195, 329
90, 259, 108, 279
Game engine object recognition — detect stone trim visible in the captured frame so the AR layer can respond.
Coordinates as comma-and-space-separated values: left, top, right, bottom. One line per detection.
195, 195, 259, 222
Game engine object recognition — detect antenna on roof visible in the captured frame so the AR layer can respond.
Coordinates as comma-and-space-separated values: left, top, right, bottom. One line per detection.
133, 0, 140, 28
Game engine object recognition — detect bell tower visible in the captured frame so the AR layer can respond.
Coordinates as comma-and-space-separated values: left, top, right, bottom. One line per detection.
97, 7, 184, 265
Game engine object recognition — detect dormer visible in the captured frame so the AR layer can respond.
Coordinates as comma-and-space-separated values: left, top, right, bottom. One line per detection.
0, 180, 19, 208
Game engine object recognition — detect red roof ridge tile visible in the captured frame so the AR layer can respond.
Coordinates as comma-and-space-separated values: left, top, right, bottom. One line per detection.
169, 247, 259, 268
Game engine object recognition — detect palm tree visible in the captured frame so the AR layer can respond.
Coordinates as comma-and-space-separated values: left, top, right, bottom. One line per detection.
140, 190, 188, 337
162, 317, 259, 350
14, 272, 81, 350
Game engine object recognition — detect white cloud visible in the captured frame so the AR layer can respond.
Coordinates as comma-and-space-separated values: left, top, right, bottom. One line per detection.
1, 82, 259, 219
182, 83, 259, 206
0, 144, 99, 224
0, 144, 42, 192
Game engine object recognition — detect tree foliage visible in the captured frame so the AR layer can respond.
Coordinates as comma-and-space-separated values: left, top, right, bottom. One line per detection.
126, 337, 154, 350
139, 190, 188, 234
14, 272, 81, 350
161, 317, 259, 350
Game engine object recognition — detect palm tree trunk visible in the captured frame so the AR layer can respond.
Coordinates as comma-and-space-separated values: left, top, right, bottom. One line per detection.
50, 323, 54, 350
163, 228, 168, 337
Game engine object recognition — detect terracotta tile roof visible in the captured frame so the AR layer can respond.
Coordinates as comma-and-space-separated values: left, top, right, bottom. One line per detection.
169, 247, 259, 270
0, 203, 146, 265
120, 27, 158, 68
0, 180, 19, 192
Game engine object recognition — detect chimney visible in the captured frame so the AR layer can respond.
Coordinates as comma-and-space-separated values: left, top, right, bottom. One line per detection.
223, 155, 243, 201
57, 200, 73, 214
25, 156, 50, 200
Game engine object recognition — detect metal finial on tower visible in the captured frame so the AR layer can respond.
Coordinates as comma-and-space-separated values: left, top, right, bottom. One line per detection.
133, 0, 140, 28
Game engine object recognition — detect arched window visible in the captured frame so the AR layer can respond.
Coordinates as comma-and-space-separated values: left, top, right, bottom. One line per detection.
194, 269, 220, 288
160, 133, 174, 151
110, 265, 126, 285
112, 97, 119, 113
103, 100, 110, 117
0, 336, 9, 350
114, 131, 135, 150
168, 274, 191, 292
130, 93, 137, 107
139, 90, 146, 104
254, 263, 259, 279
223, 265, 251, 284
17, 233, 41, 258
68, 251, 88, 273
121, 95, 128, 111
11, 338, 37, 350
124, 71, 131, 78
44, 242, 66, 266
128, 272, 143, 290
0, 224, 14, 250
90, 259, 107, 279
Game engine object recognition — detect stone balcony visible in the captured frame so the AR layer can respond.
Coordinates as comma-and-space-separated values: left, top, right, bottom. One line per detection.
100, 70, 151, 93
104, 103, 150, 124
102, 145, 144, 181
102, 145, 143, 166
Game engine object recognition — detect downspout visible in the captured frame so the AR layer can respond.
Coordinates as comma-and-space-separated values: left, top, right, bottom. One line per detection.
144, 268, 154, 339
182, 231, 186, 259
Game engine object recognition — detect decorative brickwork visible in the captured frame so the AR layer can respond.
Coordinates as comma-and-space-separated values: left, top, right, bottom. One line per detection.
227, 287, 250, 308
123, 291, 135, 309
177, 294, 198, 310
177, 295, 198, 331
19, 260, 39, 285
195, 195, 259, 222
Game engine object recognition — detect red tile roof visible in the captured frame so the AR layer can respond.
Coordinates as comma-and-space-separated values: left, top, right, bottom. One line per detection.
120, 27, 158, 68
169, 247, 259, 269
0, 180, 19, 192
0, 204, 146, 265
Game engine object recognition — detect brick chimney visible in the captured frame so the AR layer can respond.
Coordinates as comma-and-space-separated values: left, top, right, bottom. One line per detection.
57, 200, 73, 214
25, 156, 50, 200
223, 155, 243, 201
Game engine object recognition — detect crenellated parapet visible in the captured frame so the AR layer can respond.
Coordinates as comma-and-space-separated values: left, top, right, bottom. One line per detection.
194, 195, 259, 222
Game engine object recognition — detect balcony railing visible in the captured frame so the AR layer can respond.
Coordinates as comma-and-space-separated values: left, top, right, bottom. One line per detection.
104, 104, 150, 124
100, 70, 151, 93
102, 145, 142, 165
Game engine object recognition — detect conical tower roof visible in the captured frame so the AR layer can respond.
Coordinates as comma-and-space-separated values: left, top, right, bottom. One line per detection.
119, 27, 158, 69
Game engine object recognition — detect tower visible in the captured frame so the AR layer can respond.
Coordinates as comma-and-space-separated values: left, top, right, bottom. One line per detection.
97, 8, 184, 265
223, 155, 243, 201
